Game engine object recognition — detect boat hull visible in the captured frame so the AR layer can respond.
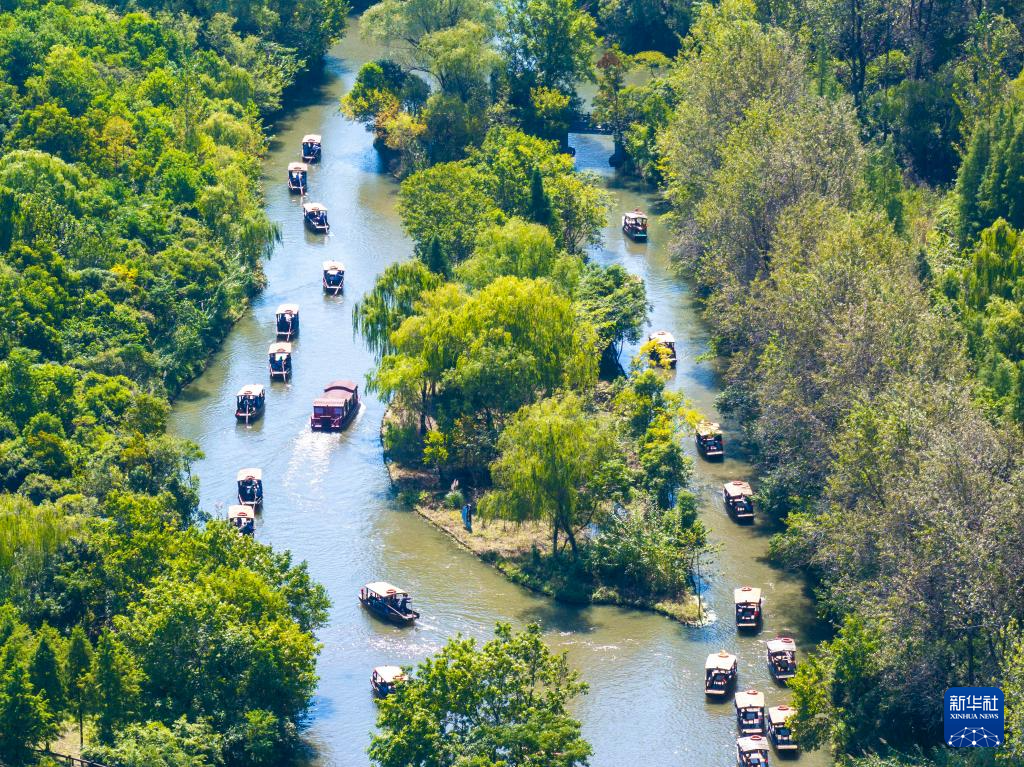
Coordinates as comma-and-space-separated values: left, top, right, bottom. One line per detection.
623, 227, 648, 242
235, 407, 264, 423
304, 218, 330, 234
310, 403, 359, 432
360, 597, 419, 626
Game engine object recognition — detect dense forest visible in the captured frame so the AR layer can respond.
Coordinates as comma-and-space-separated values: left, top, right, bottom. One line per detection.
343, 0, 1024, 763
0, 0, 346, 764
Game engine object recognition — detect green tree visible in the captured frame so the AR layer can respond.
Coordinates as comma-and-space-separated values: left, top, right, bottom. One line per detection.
423, 235, 449, 276
84, 718, 224, 767
29, 627, 65, 742
480, 393, 623, 556
398, 162, 501, 263
369, 623, 590, 767
90, 629, 143, 744
528, 166, 554, 227
456, 218, 580, 289
66, 625, 91, 749
353, 261, 445, 359
0, 662, 55, 765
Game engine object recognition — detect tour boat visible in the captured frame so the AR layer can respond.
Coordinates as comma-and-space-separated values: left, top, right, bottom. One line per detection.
236, 468, 263, 509
695, 420, 724, 459
287, 161, 308, 194
322, 260, 345, 295
734, 689, 766, 735
371, 665, 406, 697
648, 330, 677, 368
235, 384, 265, 423
303, 202, 330, 234
268, 342, 293, 381
734, 586, 763, 630
275, 303, 300, 340
766, 638, 798, 682
736, 735, 770, 767
705, 650, 738, 696
724, 481, 755, 522
301, 133, 322, 163
766, 705, 798, 752
228, 505, 255, 536
360, 582, 420, 626
310, 380, 359, 431
622, 209, 648, 241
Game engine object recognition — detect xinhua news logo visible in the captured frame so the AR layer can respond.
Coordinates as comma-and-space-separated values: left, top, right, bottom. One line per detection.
944, 687, 1004, 748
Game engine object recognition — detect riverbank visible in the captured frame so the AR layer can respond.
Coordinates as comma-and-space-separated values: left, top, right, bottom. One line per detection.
382, 408, 706, 625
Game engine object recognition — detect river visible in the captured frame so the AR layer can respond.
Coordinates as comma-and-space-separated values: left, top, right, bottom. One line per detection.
168, 22, 830, 767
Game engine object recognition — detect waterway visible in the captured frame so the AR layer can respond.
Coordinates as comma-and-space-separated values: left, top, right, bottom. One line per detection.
168, 21, 830, 767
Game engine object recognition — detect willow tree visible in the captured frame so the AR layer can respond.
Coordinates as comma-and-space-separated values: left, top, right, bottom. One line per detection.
480, 393, 623, 555
353, 261, 444, 359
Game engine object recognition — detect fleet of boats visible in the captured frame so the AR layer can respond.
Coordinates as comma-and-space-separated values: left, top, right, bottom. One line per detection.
222, 133, 802, 759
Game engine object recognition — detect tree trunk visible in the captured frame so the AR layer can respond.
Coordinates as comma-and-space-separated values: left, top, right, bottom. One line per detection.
552, 525, 559, 557
565, 525, 579, 558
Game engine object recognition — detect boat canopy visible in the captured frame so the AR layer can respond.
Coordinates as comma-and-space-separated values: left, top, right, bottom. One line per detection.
724, 481, 753, 499
303, 202, 327, 213
696, 421, 722, 437
237, 468, 262, 482
649, 330, 675, 344
237, 384, 265, 397
624, 209, 647, 221
323, 260, 345, 272
276, 303, 300, 316
302, 134, 322, 144
268, 342, 293, 355
373, 665, 405, 684
734, 586, 762, 604
735, 690, 765, 709
767, 637, 797, 654
364, 581, 407, 598
768, 705, 796, 725
228, 505, 254, 520
737, 735, 769, 753
288, 161, 308, 172
314, 381, 358, 407
705, 650, 737, 671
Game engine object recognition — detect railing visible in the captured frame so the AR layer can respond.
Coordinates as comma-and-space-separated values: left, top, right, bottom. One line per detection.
33, 749, 110, 767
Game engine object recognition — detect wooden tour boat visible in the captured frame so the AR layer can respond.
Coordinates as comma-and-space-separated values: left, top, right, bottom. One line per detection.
275, 303, 300, 340
301, 133, 322, 163
310, 380, 359, 431
287, 161, 308, 194
724, 480, 755, 522
736, 735, 770, 767
622, 209, 648, 241
767, 637, 798, 682
228, 505, 255, 536
648, 330, 677, 368
236, 468, 263, 509
303, 202, 330, 234
734, 586, 763, 630
371, 665, 406, 697
766, 705, 798, 752
322, 260, 345, 295
735, 689, 766, 735
695, 420, 724, 460
235, 384, 265, 423
360, 582, 420, 626
705, 650, 738, 696
268, 342, 293, 381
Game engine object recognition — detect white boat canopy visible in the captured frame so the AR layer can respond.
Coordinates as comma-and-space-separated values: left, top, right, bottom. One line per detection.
268, 342, 293, 355
734, 586, 762, 604
724, 480, 753, 498
237, 384, 265, 397
735, 690, 766, 709
228, 505, 254, 520
236, 468, 262, 482
373, 665, 406, 684
705, 650, 737, 671
288, 161, 308, 172
364, 581, 407, 597
767, 637, 797, 654
302, 134, 322, 144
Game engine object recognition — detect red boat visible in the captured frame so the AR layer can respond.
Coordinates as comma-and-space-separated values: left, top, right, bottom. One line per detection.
310, 380, 360, 431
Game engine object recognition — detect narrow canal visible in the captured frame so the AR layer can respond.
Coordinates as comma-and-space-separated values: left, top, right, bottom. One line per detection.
168, 22, 831, 767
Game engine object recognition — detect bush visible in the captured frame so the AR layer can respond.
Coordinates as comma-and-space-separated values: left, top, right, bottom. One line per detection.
444, 489, 465, 509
